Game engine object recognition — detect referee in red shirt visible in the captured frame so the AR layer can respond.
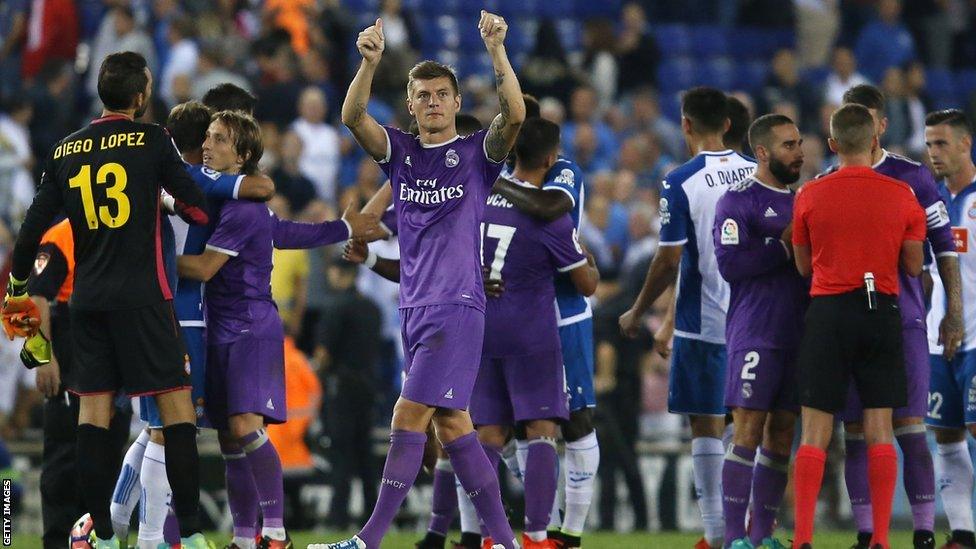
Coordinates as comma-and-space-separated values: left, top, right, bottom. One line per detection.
790, 104, 927, 549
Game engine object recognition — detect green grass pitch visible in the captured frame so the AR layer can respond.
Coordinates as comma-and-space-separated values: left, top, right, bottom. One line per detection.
14, 530, 921, 548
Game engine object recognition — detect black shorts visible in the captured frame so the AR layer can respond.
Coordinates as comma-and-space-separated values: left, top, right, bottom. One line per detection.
70, 301, 189, 396
796, 290, 906, 414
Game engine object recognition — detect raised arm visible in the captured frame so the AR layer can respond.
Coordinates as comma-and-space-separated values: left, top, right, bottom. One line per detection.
342, 18, 390, 162
492, 178, 573, 221
480, 11, 525, 162
273, 206, 379, 249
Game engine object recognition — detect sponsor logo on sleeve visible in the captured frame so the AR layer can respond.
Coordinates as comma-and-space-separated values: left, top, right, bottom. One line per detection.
200, 166, 222, 181
952, 226, 969, 253
659, 197, 670, 225
555, 168, 576, 187
721, 218, 739, 245
33, 252, 50, 275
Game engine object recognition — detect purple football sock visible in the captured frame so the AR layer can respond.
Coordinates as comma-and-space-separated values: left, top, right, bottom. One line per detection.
897, 429, 936, 531
750, 448, 789, 545
222, 448, 260, 540
845, 436, 873, 533
358, 430, 426, 547
524, 438, 559, 535
163, 508, 180, 545
723, 445, 755, 545
240, 429, 285, 531
446, 433, 516, 549
427, 459, 458, 536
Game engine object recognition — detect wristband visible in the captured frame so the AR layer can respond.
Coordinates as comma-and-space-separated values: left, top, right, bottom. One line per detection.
7, 274, 28, 298
365, 249, 378, 269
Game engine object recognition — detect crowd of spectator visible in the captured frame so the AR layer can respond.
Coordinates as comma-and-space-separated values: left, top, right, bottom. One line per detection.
2, 0, 975, 530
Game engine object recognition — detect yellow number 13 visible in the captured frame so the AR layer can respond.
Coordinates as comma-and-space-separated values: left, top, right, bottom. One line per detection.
68, 163, 130, 229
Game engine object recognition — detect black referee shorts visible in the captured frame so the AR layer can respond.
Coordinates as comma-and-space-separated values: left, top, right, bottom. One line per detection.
70, 301, 190, 396
796, 290, 907, 414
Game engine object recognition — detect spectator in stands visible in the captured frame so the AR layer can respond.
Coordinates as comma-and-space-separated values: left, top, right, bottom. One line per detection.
824, 47, 870, 107
291, 86, 341, 202
272, 131, 318, 216
621, 203, 659, 277
760, 48, 819, 132
268, 336, 322, 530
149, 0, 182, 72
27, 61, 74, 178
190, 46, 251, 103
300, 48, 341, 124
341, 157, 384, 212
159, 16, 198, 106
377, 0, 420, 52
0, 97, 33, 231
0, 0, 28, 102
87, 6, 157, 110
903, 0, 952, 68
269, 195, 311, 337
264, 0, 315, 55
904, 61, 930, 157
794, 0, 840, 68
572, 122, 613, 175
581, 191, 617, 275
254, 33, 305, 126
565, 86, 619, 172
800, 132, 827, 183
623, 88, 685, 161
617, 3, 659, 96
19, 0, 78, 82
316, 258, 382, 529
520, 20, 579, 107
880, 66, 911, 153
582, 19, 619, 114
854, 0, 917, 82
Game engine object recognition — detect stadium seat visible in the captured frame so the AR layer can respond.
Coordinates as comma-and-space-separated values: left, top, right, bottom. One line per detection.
419, 16, 459, 50
927, 68, 956, 100
497, 0, 537, 17
657, 57, 696, 94
654, 24, 692, 58
459, 16, 485, 50
729, 27, 766, 60
343, 0, 379, 11
956, 69, 976, 100
556, 18, 582, 52
733, 60, 769, 94
800, 66, 831, 87
456, 52, 492, 79
659, 91, 683, 122
575, 0, 619, 17
457, 0, 499, 16
420, 0, 460, 13
692, 26, 730, 58
698, 57, 735, 91
536, 0, 574, 19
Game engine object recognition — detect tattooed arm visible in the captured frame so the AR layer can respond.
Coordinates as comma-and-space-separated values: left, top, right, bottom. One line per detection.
480, 10, 525, 162
342, 18, 389, 161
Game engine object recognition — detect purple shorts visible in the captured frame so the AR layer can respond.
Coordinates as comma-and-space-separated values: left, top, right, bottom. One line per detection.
470, 349, 570, 426
205, 335, 286, 430
842, 326, 928, 422
400, 304, 485, 410
724, 348, 798, 412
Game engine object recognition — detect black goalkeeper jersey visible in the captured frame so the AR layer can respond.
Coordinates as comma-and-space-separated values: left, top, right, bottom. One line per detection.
12, 115, 209, 310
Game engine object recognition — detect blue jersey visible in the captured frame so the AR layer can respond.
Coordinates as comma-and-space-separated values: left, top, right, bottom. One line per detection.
543, 157, 590, 325
161, 163, 244, 325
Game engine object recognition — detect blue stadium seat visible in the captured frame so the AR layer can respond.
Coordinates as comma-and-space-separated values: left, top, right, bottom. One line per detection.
457, 0, 498, 15
692, 26, 729, 58
420, 0, 460, 13
932, 95, 961, 111
698, 57, 735, 91
728, 27, 766, 60
956, 69, 976, 100
733, 61, 769, 93
536, 0, 574, 19
458, 16, 484, 50
456, 52, 493, 79
497, 0, 537, 17
660, 92, 682, 123
657, 57, 696, 94
575, 0, 619, 17
927, 68, 956, 100
800, 66, 831, 88
654, 24, 692, 58
343, 0, 378, 12
419, 16, 459, 50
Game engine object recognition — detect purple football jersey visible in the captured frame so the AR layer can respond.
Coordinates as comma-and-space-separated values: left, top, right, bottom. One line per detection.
204, 200, 349, 343
481, 180, 587, 357
714, 177, 809, 352
874, 150, 955, 329
378, 127, 506, 311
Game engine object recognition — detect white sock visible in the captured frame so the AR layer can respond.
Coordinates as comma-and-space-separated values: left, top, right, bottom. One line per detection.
549, 455, 563, 530
263, 527, 287, 541
722, 422, 734, 451
936, 440, 975, 532
457, 475, 481, 535
111, 429, 149, 543
501, 438, 522, 482
563, 431, 599, 536
692, 437, 725, 545
232, 534, 256, 549
137, 440, 172, 545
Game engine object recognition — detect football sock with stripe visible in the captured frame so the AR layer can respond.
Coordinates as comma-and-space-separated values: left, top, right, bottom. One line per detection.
749, 448, 789, 545
844, 434, 873, 535
896, 426, 935, 532
111, 429, 149, 543
221, 444, 259, 549
447, 434, 516, 549
240, 428, 286, 540
137, 440, 172, 547
563, 431, 599, 536
722, 444, 755, 546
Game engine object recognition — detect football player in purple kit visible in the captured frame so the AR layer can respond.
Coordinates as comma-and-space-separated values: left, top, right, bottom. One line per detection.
713, 114, 808, 549
829, 85, 963, 549
176, 110, 378, 549
472, 118, 600, 548
315, 9, 526, 549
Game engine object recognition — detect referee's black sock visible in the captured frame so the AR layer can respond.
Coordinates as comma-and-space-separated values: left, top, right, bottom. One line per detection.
163, 422, 202, 537
76, 424, 118, 540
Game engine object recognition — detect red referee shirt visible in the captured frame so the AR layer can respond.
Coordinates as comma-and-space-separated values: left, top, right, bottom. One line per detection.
792, 166, 926, 296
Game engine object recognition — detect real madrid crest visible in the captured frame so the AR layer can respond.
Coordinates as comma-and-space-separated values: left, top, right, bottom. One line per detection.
446, 149, 459, 168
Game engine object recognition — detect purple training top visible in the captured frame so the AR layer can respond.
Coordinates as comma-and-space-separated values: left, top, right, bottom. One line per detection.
378, 127, 506, 312
480, 178, 587, 357
204, 200, 350, 343
714, 177, 809, 352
